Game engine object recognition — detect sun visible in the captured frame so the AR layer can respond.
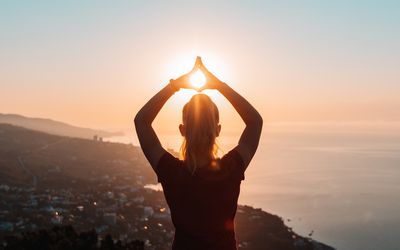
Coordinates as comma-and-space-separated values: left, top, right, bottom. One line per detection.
190, 70, 206, 89
162, 51, 230, 104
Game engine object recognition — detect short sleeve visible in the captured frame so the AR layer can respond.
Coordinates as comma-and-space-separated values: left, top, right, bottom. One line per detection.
155, 151, 180, 183
221, 148, 245, 181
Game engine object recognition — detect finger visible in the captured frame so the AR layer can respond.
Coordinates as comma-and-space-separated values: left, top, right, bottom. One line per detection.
195, 56, 202, 65
187, 68, 196, 76
199, 67, 212, 81
190, 56, 201, 72
198, 61, 210, 74
198, 85, 207, 92
195, 56, 204, 68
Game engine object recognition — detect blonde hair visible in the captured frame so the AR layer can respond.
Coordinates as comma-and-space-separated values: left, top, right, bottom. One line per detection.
180, 94, 220, 175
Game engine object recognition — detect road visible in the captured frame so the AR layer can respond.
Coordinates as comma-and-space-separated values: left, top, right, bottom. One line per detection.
16, 138, 68, 189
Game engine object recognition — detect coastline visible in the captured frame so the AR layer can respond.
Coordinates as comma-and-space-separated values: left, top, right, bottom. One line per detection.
109, 122, 400, 249
0, 123, 335, 249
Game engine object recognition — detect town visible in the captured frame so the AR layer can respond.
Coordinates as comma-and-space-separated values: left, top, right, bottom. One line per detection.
0, 124, 333, 250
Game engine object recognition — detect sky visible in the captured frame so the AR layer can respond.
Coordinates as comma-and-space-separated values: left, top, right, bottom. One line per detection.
1, 0, 399, 133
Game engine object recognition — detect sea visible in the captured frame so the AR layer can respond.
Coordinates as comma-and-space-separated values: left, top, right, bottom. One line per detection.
107, 122, 400, 250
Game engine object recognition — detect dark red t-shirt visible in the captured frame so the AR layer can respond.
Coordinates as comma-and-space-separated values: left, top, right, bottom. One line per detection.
155, 148, 245, 250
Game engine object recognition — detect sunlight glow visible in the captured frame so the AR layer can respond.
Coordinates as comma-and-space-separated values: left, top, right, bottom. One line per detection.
163, 51, 229, 85
190, 70, 206, 89
162, 51, 231, 106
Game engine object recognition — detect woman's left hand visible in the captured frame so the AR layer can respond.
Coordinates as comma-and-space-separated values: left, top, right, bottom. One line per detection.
170, 57, 202, 91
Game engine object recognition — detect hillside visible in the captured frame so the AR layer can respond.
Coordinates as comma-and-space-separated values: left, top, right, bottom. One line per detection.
0, 114, 122, 139
0, 124, 334, 250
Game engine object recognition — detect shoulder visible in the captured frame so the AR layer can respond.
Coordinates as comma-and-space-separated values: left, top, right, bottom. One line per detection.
220, 148, 245, 181
157, 150, 179, 164
155, 151, 182, 183
221, 148, 244, 165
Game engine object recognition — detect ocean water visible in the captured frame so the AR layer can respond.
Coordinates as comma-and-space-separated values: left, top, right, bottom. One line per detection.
108, 122, 400, 250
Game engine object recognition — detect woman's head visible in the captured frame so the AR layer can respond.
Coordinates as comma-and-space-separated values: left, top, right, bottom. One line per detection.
179, 94, 221, 175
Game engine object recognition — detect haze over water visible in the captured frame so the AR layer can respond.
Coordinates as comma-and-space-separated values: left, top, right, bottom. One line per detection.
110, 122, 400, 250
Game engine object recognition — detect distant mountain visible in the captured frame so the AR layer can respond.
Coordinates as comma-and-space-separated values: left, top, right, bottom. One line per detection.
0, 113, 123, 139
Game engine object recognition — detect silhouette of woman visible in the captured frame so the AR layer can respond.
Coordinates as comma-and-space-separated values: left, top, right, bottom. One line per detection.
134, 57, 263, 250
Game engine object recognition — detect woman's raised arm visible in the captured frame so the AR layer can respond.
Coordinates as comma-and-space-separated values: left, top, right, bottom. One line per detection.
134, 82, 176, 169
199, 60, 263, 170
134, 58, 200, 170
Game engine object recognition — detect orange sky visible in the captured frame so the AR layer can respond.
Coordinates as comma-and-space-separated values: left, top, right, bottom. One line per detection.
1, 1, 399, 132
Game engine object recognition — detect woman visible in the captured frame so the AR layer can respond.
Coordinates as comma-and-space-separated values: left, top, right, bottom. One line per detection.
134, 57, 263, 250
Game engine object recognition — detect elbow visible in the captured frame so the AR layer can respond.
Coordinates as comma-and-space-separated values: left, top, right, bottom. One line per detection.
134, 112, 151, 128
134, 113, 145, 128
246, 112, 263, 128
134, 113, 141, 126
255, 114, 263, 130
256, 112, 263, 126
